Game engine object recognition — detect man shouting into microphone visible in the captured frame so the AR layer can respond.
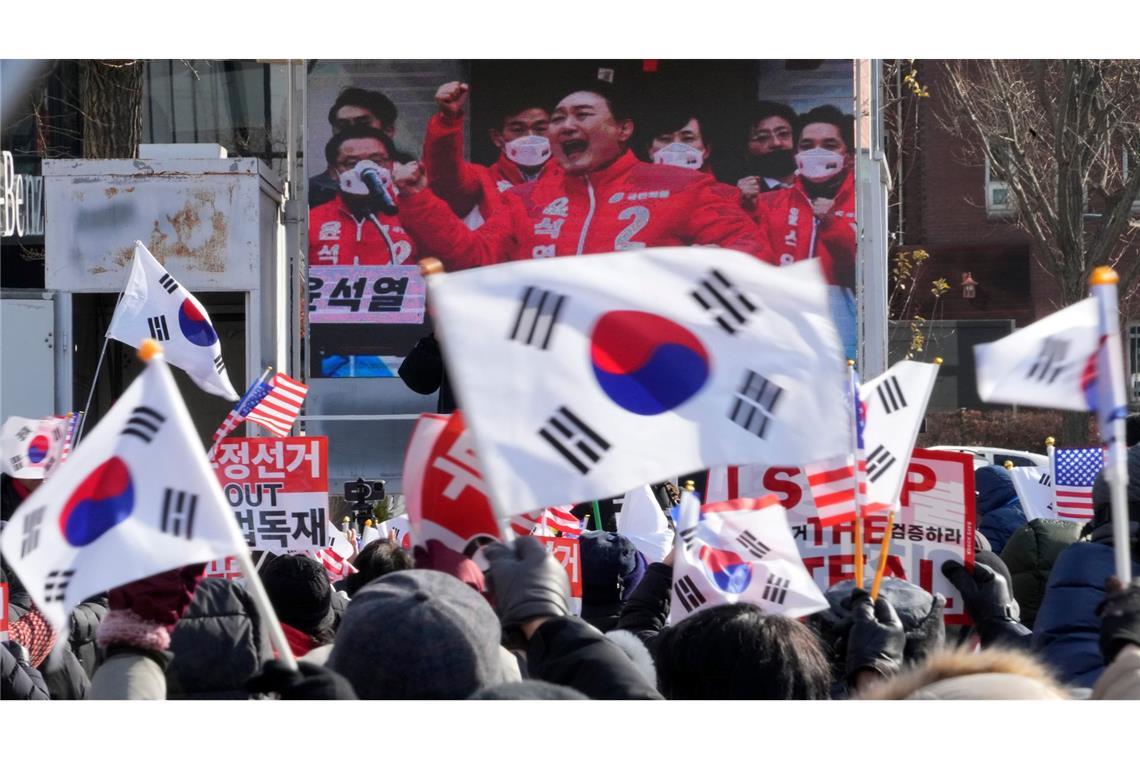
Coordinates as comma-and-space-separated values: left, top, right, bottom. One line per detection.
308, 126, 419, 266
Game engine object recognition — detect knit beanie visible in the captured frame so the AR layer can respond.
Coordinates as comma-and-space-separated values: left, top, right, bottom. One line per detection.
328, 570, 507, 699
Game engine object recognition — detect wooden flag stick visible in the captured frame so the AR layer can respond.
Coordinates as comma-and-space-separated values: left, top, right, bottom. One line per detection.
870, 511, 896, 600
854, 510, 865, 589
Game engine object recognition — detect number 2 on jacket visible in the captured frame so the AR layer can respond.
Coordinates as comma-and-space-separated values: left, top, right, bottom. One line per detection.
614, 206, 649, 251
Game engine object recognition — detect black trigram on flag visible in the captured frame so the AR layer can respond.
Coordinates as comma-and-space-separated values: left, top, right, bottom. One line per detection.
679, 525, 697, 550
1038, 471, 1052, 487
44, 569, 75, 603
509, 286, 567, 350
158, 273, 179, 294
147, 315, 171, 341
691, 268, 759, 335
736, 529, 771, 559
1026, 338, 1069, 384
729, 371, 783, 439
876, 375, 908, 414
675, 574, 707, 613
161, 488, 198, 539
21, 506, 45, 558
14, 425, 33, 442
762, 574, 791, 605
121, 406, 166, 444
866, 444, 897, 483
9, 455, 24, 471
214, 355, 226, 375
538, 406, 611, 475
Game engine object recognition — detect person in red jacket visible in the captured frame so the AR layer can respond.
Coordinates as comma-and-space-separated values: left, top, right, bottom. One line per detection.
393, 80, 765, 270
753, 105, 858, 355
423, 81, 561, 228
308, 126, 418, 266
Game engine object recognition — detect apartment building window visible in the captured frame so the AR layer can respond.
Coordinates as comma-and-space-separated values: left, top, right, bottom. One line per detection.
984, 157, 1016, 219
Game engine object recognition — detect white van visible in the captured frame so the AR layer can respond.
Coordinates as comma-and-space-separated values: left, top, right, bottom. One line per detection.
927, 445, 1048, 470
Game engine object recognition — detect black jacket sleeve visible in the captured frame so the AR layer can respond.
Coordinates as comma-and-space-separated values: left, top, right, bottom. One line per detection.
526, 616, 662, 700
397, 335, 444, 395
2, 642, 51, 700
616, 562, 673, 654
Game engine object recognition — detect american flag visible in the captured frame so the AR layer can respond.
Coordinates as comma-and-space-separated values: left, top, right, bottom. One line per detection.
811, 370, 866, 527
509, 506, 584, 537
210, 370, 308, 449
60, 412, 81, 463
1051, 447, 1104, 522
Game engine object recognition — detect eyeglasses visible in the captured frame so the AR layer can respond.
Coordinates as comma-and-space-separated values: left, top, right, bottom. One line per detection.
749, 128, 793, 142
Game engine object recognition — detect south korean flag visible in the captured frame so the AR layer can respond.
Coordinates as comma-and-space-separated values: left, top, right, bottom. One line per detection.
2, 416, 70, 480
0, 352, 248, 632
669, 495, 828, 624
974, 298, 1099, 413
427, 248, 850, 518
107, 242, 239, 400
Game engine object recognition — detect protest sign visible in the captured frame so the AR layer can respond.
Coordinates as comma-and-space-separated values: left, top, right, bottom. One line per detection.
204, 556, 244, 582
213, 436, 330, 552
1, 583, 8, 642
537, 535, 583, 615
308, 265, 426, 324
709, 448, 976, 623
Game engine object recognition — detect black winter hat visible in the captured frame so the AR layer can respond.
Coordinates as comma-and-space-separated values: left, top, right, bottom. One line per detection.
578, 531, 647, 603
820, 577, 945, 664
259, 554, 335, 634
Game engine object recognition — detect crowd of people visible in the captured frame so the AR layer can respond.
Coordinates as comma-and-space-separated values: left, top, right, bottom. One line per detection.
3, 434, 1140, 701
306, 78, 859, 354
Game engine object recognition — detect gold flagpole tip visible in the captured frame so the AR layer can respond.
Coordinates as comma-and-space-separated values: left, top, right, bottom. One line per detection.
934, 357, 943, 365
420, 258, 445, 277
1003, 460, 1014, 470
683, 480, 696, 492
1090, 266, 1119, 286
138, 339, 163, 362
846, 359, 856, 367
1045, 436, 1055, 447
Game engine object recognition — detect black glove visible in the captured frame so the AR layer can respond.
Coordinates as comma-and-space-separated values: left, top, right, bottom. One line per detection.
1097, 576, 1140, 665
844, 589, 905, 686
482, 536, 570, 632
941, 559, 1030, 647
246, 660, 357, 700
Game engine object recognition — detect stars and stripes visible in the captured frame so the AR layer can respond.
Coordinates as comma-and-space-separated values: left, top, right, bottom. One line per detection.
1052, 447, 1104, 522
509, 506, 584, 537
210, 371, 308, 449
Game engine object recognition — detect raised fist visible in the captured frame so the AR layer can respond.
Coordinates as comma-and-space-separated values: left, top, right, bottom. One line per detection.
393, 161, 427, 194
737, 176, 762, 210
435, 81, 470, 117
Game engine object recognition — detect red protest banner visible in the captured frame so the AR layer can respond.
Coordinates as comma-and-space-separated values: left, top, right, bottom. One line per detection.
708, 449, 976, 624
537, 536, 583, 615
212, 436, 330, 552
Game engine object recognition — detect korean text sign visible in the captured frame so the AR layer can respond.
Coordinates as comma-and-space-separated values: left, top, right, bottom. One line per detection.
308, 265, 426, 324
212, 436, 330, 552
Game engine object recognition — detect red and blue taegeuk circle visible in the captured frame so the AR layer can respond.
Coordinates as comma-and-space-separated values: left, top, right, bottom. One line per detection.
589, 310, 710, 415
27, 435, 51, 464
178, 299, 218, 347
58, 457, 135, 547
699, 545, 753, 593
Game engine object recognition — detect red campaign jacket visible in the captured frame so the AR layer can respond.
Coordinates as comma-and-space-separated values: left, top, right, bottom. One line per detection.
421, 112, 561, 224
399, 150, 767, 270
752, 171, 857, 289
307, 194, 417, 266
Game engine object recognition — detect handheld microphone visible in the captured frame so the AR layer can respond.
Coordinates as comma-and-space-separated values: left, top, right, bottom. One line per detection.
356, 160, 398, 215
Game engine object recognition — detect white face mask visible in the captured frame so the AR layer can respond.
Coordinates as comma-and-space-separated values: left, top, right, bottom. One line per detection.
504, 135, 551, 168
795, 148, 846, 182
338, 165, 369, 196
343, 160, 398, 199
653, 142, 704, 170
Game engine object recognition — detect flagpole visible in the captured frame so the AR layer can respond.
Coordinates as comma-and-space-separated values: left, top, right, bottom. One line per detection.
869, 511, 895, 600
848, 360, 865, 589
73, 291, 125, 446
1090, 267, 1132, 584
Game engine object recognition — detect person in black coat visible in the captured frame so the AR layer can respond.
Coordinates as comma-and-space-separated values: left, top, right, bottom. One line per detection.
1030, 443, 1140, 688
397, 333, 456, 413
2, 641, 50, 700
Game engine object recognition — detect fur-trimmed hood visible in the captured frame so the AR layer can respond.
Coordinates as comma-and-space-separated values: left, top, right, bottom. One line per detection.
858, 647, 1068, 700
605, 628, 657, 686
